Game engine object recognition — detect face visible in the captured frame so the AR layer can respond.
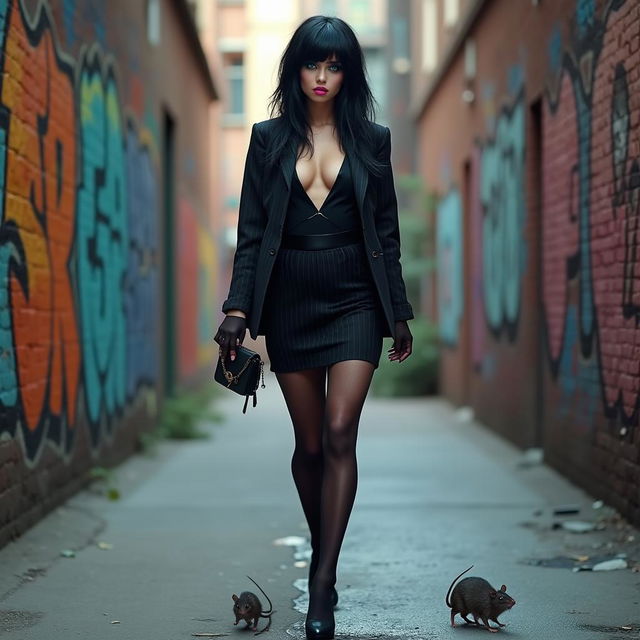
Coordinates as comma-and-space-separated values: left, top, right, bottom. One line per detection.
299, 55, 344, 103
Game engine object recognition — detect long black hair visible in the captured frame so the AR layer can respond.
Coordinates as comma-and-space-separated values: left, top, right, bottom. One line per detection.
266, 15, 384, 176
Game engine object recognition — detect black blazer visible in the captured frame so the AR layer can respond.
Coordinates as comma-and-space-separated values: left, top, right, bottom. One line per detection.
221, 117, 414, 339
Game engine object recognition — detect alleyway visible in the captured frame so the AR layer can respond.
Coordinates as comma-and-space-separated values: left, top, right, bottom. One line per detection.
0, 376, 638, 639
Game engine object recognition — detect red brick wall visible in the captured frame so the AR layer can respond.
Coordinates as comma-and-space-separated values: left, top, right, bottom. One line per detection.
418, 0, 640, 523
0, 0, 217, 547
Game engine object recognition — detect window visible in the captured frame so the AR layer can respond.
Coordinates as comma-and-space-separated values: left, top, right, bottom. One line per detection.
224, 52, 245, 124
147, 0, 160, 45
443, 0, 459, 27
422, 0, 437, 72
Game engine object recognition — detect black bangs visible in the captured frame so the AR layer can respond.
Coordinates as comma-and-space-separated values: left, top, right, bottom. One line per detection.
294, 20, 351, 66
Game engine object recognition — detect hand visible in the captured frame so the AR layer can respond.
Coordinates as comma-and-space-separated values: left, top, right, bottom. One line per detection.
214, 315, 247, 363
387, 321, 412, 362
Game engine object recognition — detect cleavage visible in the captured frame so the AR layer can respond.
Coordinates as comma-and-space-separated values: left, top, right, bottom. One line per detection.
295, 155, 345, 212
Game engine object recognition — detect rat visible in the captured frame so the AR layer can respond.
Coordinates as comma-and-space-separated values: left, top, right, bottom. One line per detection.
232, 575, 274, 635
445, 565, 516, 633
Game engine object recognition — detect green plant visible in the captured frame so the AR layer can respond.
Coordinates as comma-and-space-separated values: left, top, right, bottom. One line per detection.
88, 466, 121, 500
371, 316, 439, 397
138, 385, 223, 453
396, 174, 438, 312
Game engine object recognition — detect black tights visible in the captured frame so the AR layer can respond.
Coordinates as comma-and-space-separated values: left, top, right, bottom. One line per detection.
276, 360, 375, 614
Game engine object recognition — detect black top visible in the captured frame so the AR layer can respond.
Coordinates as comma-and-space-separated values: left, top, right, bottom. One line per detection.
284, 156, 360, 234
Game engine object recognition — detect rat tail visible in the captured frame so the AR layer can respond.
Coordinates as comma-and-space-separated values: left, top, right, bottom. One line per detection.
246, 575, 273, 615
445, 565, 474, 608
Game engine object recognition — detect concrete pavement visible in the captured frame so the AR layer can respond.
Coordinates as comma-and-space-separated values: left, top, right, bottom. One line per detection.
0, 374, 638, 639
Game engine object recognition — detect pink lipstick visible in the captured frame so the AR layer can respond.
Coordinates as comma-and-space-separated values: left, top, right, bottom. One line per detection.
313, 87, 328, 95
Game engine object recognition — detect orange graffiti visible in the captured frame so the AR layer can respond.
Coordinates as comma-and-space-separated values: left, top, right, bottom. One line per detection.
2, 3, 80, 431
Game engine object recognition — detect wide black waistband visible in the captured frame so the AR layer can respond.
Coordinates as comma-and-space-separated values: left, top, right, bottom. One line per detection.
281, 229, 362, 250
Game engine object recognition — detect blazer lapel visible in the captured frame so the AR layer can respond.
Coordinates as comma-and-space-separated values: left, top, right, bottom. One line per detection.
348, 151, 369, 224
279, 138, 296, 192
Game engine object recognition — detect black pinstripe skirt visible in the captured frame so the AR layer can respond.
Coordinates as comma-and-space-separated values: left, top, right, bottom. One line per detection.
262, 240, 385, 373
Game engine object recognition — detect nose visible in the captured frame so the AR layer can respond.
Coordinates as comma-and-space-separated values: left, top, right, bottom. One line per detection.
316, 66, 326, 82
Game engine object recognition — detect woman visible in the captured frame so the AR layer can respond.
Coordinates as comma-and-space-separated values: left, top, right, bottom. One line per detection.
215, 15, 413, 639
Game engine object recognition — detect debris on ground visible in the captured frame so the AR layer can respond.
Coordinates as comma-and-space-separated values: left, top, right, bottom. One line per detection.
517, 448, 544, 468
522, 553, 628, 571
557, 521, 597, 533
272, 536, 306, 547
591, 558, 628, 572
553, 505, 581, 516
454, 406, 474, 422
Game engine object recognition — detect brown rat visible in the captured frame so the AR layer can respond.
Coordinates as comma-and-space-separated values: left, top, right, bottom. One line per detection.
445, 565, 516, 633
232, 575, 274, 635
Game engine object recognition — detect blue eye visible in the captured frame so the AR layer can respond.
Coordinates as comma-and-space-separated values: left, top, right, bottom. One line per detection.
304, 62, 316, 70
329, 64, 342, 73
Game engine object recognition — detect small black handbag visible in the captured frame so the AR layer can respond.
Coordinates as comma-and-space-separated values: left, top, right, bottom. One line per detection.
214, 345, 265, 413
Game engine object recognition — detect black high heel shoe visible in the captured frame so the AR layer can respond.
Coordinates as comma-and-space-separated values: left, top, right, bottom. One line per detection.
308, 552, 339, 607
305, 585, 335, 639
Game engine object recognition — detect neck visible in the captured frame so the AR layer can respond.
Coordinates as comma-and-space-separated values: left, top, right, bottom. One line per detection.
306, 100, 336, 128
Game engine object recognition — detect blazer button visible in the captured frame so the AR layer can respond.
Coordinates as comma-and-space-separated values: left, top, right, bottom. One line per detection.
372, 250, 379, 258
269, 248, 276, 256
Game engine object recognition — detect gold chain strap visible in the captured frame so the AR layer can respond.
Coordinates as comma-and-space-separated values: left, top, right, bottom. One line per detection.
219, 348, 263, 388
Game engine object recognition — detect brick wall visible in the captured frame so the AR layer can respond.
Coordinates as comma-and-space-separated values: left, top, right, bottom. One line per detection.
417, 0, 640, 524
0, 0, 218, 548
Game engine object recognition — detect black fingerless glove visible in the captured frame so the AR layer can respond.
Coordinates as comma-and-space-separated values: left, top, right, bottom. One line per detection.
215, 315, 247, 362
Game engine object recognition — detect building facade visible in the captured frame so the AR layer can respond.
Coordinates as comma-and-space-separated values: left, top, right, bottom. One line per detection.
413, 0, 640, 524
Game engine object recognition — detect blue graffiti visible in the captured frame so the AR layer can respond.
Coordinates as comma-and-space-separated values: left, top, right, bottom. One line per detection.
437, 189, 463, 346
62, 0, 77, 45
507, 64, 524, 97
64, 0, 106, 47
548, 25, 563, 72
124, 123, 158, 398
480, 95, 526, 340
577, 93, 594, 343
76, 55, 128, 435
575, 0, 595, 37
557, 305, 599, 428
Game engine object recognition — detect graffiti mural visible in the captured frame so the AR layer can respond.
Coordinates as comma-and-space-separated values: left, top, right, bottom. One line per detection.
589, 0, 640, 423
478, 93, 526, 341
0, 0, 200, 462
178, 199, 217, 377
76, 47, 129, 441
542, 0, 640, 426
436, 188, 463, 347
542, 67, 580, 372
197, 230, 216, 369
469, 147, 486, 373
178, 198, 199, 379
0, 0, 80, 457
125, 121, 159, 400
